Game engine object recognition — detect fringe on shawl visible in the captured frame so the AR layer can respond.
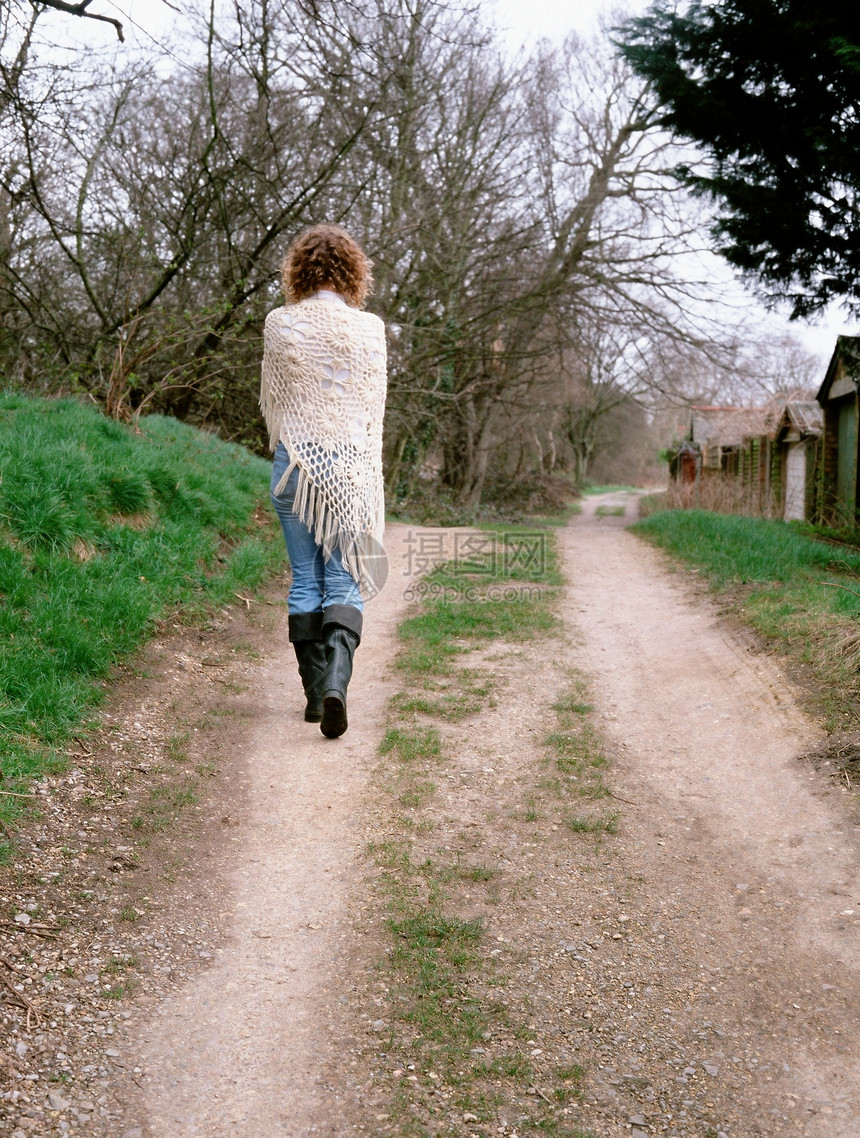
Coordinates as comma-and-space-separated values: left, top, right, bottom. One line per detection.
272, 452, 384, 595
259, 370, 283, 455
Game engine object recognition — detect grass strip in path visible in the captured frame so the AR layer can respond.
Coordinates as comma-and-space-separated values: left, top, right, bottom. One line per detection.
360, 527, 620, 1137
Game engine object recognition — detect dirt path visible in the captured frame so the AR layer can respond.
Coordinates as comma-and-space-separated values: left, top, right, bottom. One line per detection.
130, 523, 416, 1137
561, 494, 860, 1135
3, 502, 860, 1138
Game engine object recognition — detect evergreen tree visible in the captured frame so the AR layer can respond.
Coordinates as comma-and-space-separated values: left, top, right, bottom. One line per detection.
618, 1, 860, 318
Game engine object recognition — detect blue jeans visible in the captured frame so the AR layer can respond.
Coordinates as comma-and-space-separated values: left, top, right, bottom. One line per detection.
270, 443, 363, 615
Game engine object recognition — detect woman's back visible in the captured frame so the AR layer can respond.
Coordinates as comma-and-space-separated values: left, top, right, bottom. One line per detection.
261, 296, 386, 455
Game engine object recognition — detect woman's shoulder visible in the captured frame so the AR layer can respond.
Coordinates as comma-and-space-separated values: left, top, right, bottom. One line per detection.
339, 306, 385, 336
265, 303, 317, 333
320, 302, 385, 340
349, 308, 384, 334
263, 305, 314, 356
353, 310, 386, 354
265, 304, 290, 327
358, 309, 385, 331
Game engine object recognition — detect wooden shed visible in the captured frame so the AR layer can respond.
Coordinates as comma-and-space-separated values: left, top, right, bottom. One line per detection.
815, 336, 860, 524
691, 405, 779, 514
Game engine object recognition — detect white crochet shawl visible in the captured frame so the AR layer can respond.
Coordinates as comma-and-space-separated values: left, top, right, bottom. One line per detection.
259, 295, 387, 589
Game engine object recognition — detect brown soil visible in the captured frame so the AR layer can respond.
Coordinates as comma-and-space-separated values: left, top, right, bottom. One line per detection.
1, 501, 858, 1138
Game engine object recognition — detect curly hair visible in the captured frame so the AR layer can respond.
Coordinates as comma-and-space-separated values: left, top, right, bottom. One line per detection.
281, 223, 374, 308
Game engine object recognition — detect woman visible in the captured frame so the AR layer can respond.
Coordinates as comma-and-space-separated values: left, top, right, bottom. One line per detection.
260, 223, 387, 738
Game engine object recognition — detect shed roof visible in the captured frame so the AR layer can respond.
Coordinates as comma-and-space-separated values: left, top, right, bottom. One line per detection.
691, 405, 776, 448
779, 400, 823, 436
816, 335, 860, 405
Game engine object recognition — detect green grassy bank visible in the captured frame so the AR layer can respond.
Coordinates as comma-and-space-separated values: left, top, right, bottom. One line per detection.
0, 393, 281, 838
633, 509, 860, 725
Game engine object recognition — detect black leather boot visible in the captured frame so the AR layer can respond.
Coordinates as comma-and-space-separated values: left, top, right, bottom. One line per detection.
319, 605, 363, 739
288, 612, 326, 723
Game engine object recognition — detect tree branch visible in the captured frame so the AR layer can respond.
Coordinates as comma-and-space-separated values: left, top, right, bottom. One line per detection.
34, 0, 125, 42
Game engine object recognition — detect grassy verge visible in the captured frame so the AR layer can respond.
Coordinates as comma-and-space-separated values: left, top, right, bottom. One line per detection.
0, 392, 282, 848
633, 508, 860, 727
582, 484, 638, 496
368, 528, 605, 1137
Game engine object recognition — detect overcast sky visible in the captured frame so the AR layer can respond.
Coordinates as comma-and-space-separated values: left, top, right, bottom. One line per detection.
490, 0, 649, 45
85, 0, 642, 50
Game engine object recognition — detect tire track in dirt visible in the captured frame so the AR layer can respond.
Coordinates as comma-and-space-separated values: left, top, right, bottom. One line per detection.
131, 524, 415, 1138
560, 499, 860, 1136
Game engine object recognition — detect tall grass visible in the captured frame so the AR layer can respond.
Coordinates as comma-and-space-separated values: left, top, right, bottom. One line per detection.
0, 393, 281, 837
639, 475, 775, 520
635, 509, 860, 590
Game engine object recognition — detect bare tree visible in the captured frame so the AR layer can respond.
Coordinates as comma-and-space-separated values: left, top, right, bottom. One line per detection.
420, 34, 726, 506
0, 0, 381, 428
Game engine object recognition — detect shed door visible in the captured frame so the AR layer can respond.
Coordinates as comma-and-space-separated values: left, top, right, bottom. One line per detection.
784, 442, 806, 521
836, 396, 858, 517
